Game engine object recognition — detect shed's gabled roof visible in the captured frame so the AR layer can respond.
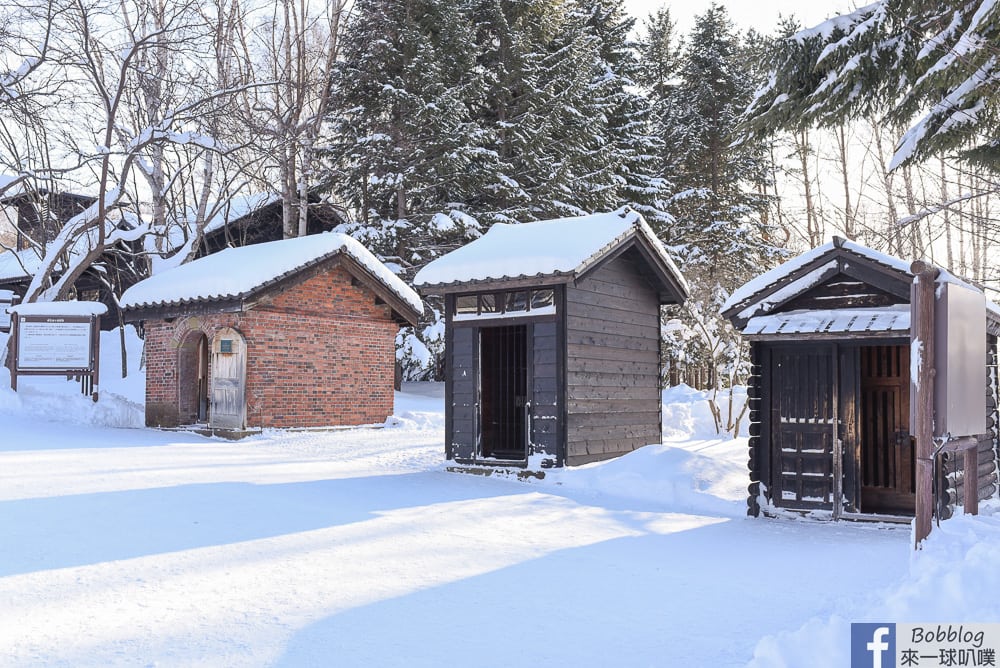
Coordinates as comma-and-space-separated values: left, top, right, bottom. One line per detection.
413, 208, 689, 303
120, 233, 422, 325
723, 236, 1000, 335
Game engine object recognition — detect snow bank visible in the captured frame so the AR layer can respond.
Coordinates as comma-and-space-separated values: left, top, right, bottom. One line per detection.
386, 381, 446, 430
0, 326, 145, 429
662, 383, 748, 439
748, 503, 1000, 667
535, 383, 751, 517
543, 442, 747, 517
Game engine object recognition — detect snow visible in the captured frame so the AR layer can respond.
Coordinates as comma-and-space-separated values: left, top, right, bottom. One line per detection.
120, 232, 423, 316
199, 192, 281, 236
793, 2, 882, 44
413, 208, 688, 294
724, 238, 998, 320
744, 305, 910, 336
1, 327, 998, 666
10, 300, 108, 317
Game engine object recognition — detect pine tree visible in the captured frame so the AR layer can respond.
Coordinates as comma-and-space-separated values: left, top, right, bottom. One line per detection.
743, 0, 1000, 170
327, 0, 492, 270
650, 3, 776, 289
635, 6, 683, 106
468, 0, 604, 222
573, 0, 673, 229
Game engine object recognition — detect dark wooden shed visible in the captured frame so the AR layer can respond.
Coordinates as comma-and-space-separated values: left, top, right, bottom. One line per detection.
722, 237, 999, 520
414, 209, 689, 469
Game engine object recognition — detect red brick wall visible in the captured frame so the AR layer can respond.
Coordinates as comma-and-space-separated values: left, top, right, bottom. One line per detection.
143, 264, 401, 428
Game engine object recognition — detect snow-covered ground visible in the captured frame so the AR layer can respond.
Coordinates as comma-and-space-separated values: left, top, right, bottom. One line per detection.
1, 327, 998, 666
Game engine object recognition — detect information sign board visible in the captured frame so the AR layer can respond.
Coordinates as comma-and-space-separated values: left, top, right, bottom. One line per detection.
16, 316, 94, 371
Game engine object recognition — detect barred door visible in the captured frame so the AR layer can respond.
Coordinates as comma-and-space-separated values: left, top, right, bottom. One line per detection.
771, 348, 836, 508
478, 325, 528, 460
859, 345, 913, 514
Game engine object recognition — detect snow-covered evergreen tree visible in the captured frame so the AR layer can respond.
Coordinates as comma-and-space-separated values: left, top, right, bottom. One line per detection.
328, 0, 695, 378
642, 4, 776, 288
743, 0, 1000, 170
327, 0, 492, 270
574, 0, 673, 229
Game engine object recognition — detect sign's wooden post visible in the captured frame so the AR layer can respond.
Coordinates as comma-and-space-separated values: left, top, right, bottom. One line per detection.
910, 260, 939, 548
9, 312, 18, 391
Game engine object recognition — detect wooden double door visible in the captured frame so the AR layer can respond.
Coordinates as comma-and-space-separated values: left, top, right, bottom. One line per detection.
769, 343, 913, 515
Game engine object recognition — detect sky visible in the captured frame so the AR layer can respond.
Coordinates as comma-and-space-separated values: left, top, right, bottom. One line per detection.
623, 0, 858, 34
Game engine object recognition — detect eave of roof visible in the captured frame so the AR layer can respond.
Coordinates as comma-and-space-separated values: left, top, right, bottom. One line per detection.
414, 209, 689, 304
120, 233, 423, 325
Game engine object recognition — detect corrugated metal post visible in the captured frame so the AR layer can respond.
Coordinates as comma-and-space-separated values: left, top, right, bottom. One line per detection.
911, 260, 939, 548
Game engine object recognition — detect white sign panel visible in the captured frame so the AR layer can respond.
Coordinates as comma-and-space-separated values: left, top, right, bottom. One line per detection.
934, 281, 988, 438
16, 317, 93, 370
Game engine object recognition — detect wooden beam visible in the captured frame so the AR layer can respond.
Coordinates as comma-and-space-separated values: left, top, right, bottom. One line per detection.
910, 260, 939, 548
832, 342, 842, 520
940, 435, 982, 516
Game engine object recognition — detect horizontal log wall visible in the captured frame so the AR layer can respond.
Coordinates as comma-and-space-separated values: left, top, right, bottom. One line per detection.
942, 334, 1000, 518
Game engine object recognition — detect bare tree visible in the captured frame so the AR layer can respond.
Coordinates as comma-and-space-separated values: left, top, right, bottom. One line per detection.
7, 0, 274, 303
236, 0, 347, 239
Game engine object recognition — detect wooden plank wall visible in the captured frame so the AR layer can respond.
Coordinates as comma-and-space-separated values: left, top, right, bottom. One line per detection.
531, 321, 561, 466
448, 326, 477, 461
781, 277, 903, 311
746, 344, 765, 516
565, 253, 661, 465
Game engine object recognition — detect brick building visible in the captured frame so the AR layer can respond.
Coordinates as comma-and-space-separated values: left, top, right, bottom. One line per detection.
120, 233, 422, 430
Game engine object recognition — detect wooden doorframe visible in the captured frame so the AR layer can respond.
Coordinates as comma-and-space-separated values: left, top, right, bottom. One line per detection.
196, 334, 209, 421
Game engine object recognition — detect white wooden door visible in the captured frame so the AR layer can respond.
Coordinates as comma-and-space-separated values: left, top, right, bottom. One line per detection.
209, 327, 247, 430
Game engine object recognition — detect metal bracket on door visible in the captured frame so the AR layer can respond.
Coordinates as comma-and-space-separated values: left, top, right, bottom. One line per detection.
524, 400, 532, 457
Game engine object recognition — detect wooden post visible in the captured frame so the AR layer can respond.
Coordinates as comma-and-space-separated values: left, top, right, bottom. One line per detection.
832, 343, 842, 520
9, 312, 17, 392
911, 260, 939, 548
940, 436, 980, 516
964, 447, 979, 515
91, 315, 100, 402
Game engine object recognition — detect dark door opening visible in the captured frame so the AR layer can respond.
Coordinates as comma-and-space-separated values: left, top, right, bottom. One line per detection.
479, 325, 528, 460
197, 334, 209, 421
859, 344, 914, 514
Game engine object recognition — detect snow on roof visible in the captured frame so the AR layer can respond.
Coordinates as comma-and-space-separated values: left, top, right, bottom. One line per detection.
724, 238, 914, 314
0, 247, 42, 282
10, 300, 108, 316
120, 233, 423, 315
200, 192, 280, 235
736, 260, 838, 321
744, 305, 910, 337
413, 209, 688, 294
